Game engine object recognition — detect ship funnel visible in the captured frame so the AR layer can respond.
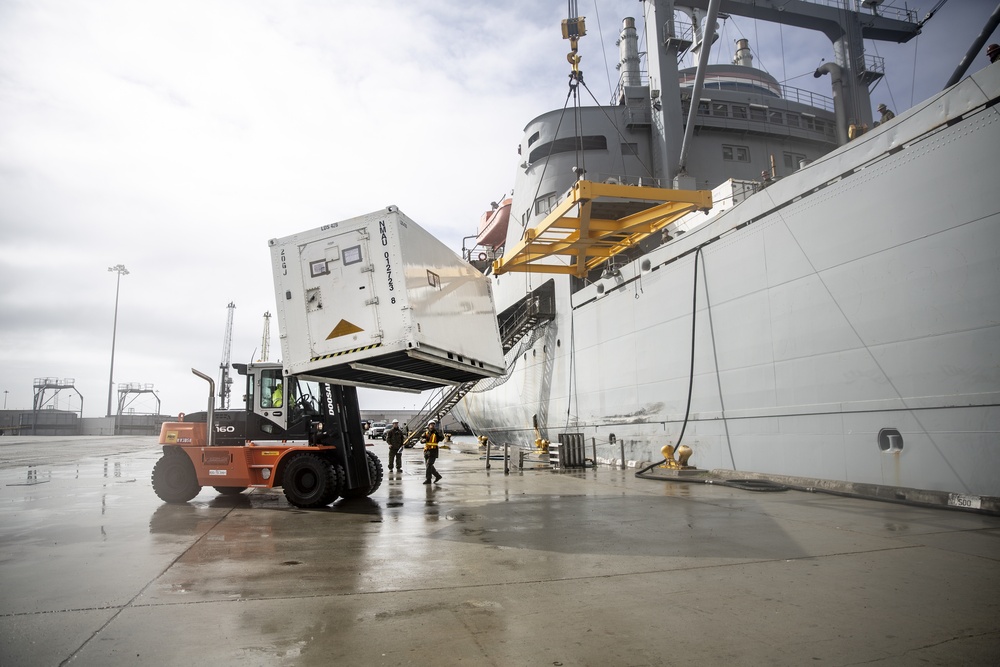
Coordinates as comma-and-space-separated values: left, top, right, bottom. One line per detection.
733, 38, 753, 67
617, 17, 641, 90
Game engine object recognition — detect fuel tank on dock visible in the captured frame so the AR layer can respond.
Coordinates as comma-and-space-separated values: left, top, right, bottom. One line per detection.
269, 206, 505, 392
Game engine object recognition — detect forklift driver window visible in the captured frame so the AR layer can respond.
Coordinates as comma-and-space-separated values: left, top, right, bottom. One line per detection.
261, 370, 283, 409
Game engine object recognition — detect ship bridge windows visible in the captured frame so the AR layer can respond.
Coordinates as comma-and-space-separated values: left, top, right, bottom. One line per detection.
528, 135, 608, 164
783, 152, 807, 170
677, 99, 836, 142
722, 144, 751, 162
528, 131, 540, 147
534, 192, 559, 217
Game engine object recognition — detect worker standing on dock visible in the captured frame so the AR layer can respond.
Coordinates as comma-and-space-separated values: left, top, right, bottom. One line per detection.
385, 419, 404, 472
422, 420, 444, 484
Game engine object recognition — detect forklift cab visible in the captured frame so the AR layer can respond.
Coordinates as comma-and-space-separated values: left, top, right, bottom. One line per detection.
236, 363, 321, 438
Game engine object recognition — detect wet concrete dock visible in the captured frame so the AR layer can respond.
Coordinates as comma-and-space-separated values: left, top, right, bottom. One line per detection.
1, 436, 998, 666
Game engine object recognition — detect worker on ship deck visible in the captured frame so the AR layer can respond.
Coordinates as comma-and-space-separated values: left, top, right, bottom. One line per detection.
877, 103, 895, 124
421, 419, 443, 484
988, 43, 999, 63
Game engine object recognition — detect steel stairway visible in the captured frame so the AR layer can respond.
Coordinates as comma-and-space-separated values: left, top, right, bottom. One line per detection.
402, 281, 555, 444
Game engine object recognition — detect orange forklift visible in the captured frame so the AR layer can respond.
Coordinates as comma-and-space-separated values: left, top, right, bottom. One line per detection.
152, 364, 382, 508
152, 207, 506, 509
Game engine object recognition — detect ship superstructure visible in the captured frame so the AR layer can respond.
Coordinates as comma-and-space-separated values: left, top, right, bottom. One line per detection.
453, 0, 1000, 504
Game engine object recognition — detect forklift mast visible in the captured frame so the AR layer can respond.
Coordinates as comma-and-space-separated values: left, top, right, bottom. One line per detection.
319, 383, 371, 490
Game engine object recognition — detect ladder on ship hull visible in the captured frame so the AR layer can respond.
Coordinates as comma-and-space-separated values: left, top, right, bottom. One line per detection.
402, 281, 555, 445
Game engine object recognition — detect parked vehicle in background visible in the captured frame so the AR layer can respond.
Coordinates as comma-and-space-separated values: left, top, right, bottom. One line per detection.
368, 422, 388, 439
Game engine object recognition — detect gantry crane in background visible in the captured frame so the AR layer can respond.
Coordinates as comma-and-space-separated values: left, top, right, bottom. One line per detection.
258, 311, 271, 362
218, 302, 235, 409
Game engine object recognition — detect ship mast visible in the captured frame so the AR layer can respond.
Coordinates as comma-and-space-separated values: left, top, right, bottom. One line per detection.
650, 1, 920, 153
644, 0, 688, 186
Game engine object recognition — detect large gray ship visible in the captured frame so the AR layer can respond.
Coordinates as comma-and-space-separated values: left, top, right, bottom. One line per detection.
447, 1, 1000, 506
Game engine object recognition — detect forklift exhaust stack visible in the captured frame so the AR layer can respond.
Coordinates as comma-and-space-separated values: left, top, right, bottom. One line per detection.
191, 368, 215, 448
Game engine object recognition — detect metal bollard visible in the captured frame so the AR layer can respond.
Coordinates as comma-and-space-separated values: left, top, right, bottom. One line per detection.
504, 442, 510, 475
592, 437, 597, 467
620, 439, 626, 469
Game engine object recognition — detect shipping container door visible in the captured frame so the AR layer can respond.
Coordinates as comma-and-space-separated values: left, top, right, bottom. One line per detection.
298, 230, 381, 357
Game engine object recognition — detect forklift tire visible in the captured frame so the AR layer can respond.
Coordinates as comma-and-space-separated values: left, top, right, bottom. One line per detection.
213, 486, 247, 496
329, 462, 346, 499
282, 453, 338, 508
152, 453, 201, 504
365, 449, 384, 494
342, 450, 384, 498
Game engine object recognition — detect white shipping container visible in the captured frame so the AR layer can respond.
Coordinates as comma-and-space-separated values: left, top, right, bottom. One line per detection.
269, 206, 505, 391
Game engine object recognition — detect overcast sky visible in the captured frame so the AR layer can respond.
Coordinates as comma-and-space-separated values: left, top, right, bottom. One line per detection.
2, 0, 997, 419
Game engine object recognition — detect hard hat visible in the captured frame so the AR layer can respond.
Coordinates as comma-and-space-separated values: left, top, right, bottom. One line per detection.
988, 43, 999, 54
428, 419, 436, 424
392, 419, 399, 423
877, 103, 886, 110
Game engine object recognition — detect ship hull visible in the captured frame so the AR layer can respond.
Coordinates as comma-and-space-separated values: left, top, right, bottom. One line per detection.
456, 65, 1000, 498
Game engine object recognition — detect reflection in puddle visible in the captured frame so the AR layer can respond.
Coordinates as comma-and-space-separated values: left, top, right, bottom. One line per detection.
7, 466, 51, 486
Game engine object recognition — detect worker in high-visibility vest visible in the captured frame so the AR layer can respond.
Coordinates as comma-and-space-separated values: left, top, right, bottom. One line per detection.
421, 419, 443, 484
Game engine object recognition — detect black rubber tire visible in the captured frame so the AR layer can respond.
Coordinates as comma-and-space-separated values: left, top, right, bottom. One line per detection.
366, 449, 384, 495
213, 486, 247, 496
330, 462, 346, 499
342, 450, 384, 498
152, 453, 201, 503
282, 453, 337, 508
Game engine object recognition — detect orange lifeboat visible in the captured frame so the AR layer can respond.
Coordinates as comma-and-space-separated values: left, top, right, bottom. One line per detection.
475, 198, 512, 249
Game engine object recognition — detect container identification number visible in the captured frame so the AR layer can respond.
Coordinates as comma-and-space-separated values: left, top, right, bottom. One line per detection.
379, 220, 396, 303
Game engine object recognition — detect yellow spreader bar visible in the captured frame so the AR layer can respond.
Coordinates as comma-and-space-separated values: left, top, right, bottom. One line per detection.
493, 180, 712, 278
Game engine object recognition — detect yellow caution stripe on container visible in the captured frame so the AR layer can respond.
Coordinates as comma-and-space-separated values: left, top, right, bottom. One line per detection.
311, 343, 382, 362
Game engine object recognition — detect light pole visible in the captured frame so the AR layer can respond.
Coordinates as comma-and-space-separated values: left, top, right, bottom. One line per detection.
107, 264, 129, 418
3, 390, 7, 409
